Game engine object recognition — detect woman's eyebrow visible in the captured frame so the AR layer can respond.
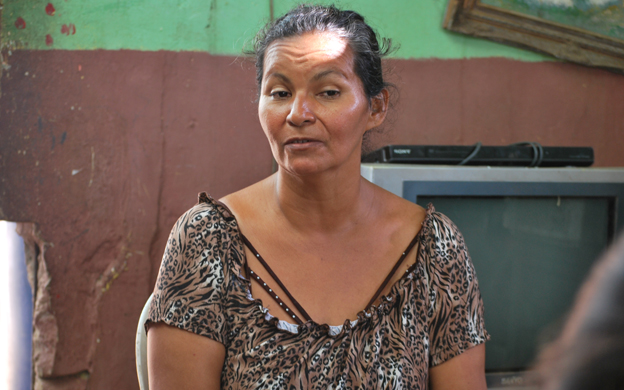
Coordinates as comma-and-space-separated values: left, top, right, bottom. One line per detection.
264, 69, 346, 84
312, 69, 346, 82
264, 72, 291, 85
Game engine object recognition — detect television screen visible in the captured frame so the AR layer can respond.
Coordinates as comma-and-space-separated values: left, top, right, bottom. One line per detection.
416, 196, 610, 372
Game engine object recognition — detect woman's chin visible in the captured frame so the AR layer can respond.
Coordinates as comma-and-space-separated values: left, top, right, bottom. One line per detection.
277, 154, 362, 178
278, 160, 334, 178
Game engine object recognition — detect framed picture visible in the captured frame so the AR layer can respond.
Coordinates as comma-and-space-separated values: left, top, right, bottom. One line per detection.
444, 0, 624, 73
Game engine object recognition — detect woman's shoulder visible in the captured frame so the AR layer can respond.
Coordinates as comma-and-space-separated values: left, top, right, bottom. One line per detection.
417, 204, 474, 281
368, 180, 427, 228
369, 182, 469, 263
367, 182, 459, 236
218, 179, 267, 218
169, 192, 238, 242
178, 192, 225, 219
420, 205, 465, 243
161, 192, 245, 280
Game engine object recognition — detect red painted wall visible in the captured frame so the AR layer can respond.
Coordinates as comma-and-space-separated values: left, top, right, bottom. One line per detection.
0, 50, 271, 389
0, 51, 622, 389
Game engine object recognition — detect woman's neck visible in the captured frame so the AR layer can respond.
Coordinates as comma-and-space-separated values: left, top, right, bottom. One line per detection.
269, 161, 375, 235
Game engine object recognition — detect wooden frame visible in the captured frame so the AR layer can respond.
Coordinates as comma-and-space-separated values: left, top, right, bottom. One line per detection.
443, 0, 624, 73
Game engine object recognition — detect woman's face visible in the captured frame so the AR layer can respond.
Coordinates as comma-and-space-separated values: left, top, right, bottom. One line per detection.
258, 31, 386, 177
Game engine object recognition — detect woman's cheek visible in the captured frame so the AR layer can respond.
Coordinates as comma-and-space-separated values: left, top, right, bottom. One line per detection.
261, 106, 288, 137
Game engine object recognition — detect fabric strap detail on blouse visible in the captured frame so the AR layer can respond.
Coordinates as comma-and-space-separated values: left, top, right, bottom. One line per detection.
240, 234, 312, 324
365, 234, 420, 309
240, 231, 421, 325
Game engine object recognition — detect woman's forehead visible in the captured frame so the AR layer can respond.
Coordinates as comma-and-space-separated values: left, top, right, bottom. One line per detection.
263, 31, 353, 76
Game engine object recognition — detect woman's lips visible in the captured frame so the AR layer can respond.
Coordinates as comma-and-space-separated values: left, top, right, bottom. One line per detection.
284, 138, 321, 150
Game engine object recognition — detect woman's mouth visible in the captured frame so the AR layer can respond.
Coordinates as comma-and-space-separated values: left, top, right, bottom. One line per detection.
285, 138, 320, 150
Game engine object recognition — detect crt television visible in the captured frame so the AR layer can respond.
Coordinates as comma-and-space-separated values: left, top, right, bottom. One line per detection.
361, 164, 624, 390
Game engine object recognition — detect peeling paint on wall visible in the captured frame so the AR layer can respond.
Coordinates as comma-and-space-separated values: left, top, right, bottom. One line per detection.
15, 223, 59, 378
60, 24, 76, 36
15, 17, 26, 29
45, 3, 56, 16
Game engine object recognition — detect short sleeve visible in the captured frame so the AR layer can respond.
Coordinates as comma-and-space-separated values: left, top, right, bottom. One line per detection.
424, 211, 489, 366
146, 201, 229, 345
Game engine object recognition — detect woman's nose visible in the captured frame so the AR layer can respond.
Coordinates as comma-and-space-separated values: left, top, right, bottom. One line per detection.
287, 95, 316, 127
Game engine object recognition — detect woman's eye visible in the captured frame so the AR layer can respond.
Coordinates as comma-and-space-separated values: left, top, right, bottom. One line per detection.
320, 90, 340, 98
271, 91, 290, 98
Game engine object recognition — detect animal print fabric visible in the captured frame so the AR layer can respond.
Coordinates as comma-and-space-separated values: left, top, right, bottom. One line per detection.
147, 193, 489, 389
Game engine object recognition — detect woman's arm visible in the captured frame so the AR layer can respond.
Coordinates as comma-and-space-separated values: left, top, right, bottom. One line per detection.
429, 344, 487, 390
147, 323, 226, 390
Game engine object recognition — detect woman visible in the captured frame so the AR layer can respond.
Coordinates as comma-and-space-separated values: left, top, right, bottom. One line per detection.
146, 5, 488, 389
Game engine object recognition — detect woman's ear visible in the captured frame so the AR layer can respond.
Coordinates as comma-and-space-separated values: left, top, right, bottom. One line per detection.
367, 89, 389, 130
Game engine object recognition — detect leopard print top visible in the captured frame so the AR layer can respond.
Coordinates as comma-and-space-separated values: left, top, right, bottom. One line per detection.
147, 193, 489, 389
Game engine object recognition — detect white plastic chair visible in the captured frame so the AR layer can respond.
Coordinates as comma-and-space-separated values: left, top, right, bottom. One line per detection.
135, 293, 153, 390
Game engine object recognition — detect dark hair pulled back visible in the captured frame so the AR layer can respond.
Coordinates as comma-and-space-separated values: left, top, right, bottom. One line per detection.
250, 4, 394, 101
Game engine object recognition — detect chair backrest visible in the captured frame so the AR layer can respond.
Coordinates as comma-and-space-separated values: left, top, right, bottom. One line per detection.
136, 293, 153, 390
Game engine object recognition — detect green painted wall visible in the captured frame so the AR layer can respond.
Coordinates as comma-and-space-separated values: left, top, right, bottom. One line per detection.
1, 0, 549, 60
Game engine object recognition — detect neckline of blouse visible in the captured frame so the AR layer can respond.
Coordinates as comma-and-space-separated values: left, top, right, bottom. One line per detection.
198, 192, 435, 337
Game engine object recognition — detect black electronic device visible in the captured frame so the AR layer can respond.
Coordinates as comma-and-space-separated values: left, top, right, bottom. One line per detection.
362, 144, 594, 167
